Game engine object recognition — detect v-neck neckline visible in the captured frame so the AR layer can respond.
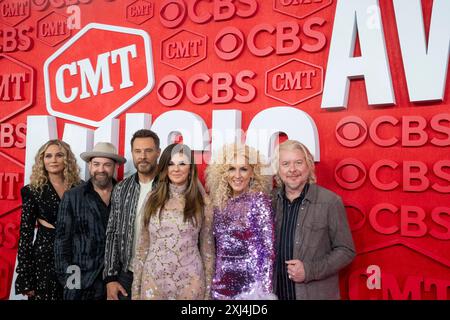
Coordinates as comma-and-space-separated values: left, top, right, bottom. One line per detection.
48, 180, 64, 200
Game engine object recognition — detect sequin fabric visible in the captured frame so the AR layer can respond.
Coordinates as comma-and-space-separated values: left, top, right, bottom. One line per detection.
211, 192, 275, 300
15, 184, 65, 300
132, 183, 215, 300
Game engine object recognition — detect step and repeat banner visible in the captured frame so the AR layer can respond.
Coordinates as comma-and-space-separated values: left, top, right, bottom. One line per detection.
0, 0, 449, 300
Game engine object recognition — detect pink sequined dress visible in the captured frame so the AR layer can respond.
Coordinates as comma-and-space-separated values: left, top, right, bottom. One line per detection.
211, 191, 275, 300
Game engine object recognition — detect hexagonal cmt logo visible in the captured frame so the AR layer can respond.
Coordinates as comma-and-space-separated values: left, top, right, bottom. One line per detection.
127, 0, 154, 25
161, 29, 207, 71
43, 23, 155, 127
0, 153, 23, 215
0, 54, 35, 123
265, 58, 323, 106
37, 11, 72, 47
347, 241, 450, 300
0, 0, 30, 27
273, 0, 333, 20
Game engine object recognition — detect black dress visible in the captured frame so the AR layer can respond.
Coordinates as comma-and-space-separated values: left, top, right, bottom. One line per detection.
15, 183, 66, 300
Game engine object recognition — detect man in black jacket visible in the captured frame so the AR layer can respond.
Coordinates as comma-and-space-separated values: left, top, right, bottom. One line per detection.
55, 142, 126, 300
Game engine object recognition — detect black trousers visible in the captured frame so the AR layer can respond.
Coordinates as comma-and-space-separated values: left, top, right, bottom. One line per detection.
117, 270, 133, 300
63, 274, 106, 300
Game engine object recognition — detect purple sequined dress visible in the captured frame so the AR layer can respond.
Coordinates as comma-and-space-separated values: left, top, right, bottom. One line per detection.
211, 191, 275, 300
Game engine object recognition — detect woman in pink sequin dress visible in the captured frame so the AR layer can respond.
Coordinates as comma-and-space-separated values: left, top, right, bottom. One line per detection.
132, 144, 215, 300
205, 144, 276, 300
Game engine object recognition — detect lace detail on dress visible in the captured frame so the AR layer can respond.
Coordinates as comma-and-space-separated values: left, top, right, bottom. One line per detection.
131, 184, 215, 300
162, 183, 186, 213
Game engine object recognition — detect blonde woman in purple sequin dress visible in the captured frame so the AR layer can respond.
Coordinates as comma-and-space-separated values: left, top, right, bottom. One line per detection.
205, 144, 276, 300
131, 144, 215, 300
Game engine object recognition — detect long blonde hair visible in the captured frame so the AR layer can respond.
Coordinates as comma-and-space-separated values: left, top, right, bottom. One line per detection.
143, 143, 204, 227
205, 144, 271, 209
29, 139, 81, 192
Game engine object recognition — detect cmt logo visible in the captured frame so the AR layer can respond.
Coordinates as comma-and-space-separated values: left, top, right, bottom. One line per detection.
273, 0, 333, 19
0, 54, 35, 123
37, 11, 71, 47
265, 58, 323, 105
0, 0, 31, 27
43, 23, 155, 127
127, 0, 154, 25
161, 29, 206, 70
347, 240, 450, 300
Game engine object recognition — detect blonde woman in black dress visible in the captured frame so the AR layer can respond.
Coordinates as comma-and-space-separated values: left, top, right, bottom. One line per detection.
15, 139, 81, 300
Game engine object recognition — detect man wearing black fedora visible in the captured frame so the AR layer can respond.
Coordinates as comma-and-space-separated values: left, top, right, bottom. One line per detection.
54, 142, 126, 300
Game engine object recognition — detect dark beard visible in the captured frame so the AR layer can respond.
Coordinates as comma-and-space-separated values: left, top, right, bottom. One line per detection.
91, 173, 112, 189
135, 161, 157, 176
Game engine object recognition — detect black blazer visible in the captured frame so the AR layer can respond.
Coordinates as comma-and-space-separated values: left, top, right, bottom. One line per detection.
54, 180, 113, 295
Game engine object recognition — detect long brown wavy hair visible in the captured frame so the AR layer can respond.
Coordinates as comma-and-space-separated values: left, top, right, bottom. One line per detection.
29, 139, 82, 192
143, 143, 204, 227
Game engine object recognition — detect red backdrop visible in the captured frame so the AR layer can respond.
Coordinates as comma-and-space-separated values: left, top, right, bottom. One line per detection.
0, 0, 449, 300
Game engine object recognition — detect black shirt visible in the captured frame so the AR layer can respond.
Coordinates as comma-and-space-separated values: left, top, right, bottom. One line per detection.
54, 179, 115, 296
276, 183, 309, 300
